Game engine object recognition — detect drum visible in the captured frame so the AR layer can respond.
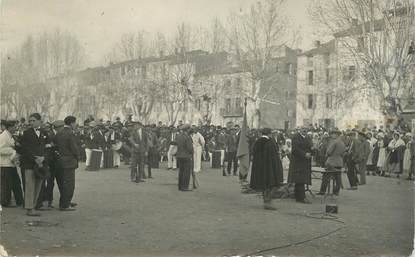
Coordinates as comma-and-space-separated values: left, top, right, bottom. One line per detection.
103, 150, 114, 169
90, 150, 102, 171
212, 150, 221, 169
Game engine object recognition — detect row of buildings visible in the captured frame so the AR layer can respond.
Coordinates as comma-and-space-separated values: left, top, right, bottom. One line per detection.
6, 6, 414, 131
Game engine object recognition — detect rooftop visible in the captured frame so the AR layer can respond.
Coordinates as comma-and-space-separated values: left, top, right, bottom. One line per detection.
300, 40, 335, 56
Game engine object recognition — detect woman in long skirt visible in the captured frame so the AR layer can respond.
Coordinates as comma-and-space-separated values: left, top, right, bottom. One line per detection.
387, 132, 405, 178
377, 135, 387, 176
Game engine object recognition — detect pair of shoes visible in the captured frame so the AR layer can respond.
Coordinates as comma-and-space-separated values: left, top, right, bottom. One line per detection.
27, 210, 41, 216
70, 202, 77, 207
180, 189, 192, 192
346, 187, 358, 190
2, 205, 17, 208
406, 177, 413, 180
263, 204, 277, 210
135, 179, 145, 183
114, 165, 119, 168
296, 199, 312, 204
37, 206, 53, 211
85, 166, 90, 171
316, 192, 325, 196
148, 176, 153, 179
59, 207, 76, 211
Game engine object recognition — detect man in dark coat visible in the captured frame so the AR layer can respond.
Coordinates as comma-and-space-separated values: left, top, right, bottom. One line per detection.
20, 113, 51, 216
225, 128, 238, 176
129, 122, 151, 183
250, 128, 283, 210
289, 127, 313, 204
54, 116, 80, 211
176, 124, 194, 191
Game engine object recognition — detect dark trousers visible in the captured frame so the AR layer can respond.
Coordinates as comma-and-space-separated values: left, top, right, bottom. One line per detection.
131, 152, 145, 181
294, 183, 305, 202
177, 158, 191, 190
346, 160, 359, 187
319, 172, 341, 195
60, 168, 75, 208
227, 151, 238, 175
37, 168, 57, 207
1, 167, 24, 206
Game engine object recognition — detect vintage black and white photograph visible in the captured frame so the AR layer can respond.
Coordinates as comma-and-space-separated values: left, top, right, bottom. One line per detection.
0, 0, 414, 256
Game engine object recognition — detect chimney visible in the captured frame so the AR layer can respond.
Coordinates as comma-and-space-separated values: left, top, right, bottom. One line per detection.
314, 40, 321, 48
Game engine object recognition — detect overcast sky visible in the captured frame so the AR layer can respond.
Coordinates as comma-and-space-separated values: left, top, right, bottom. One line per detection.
1, 0, 317, 67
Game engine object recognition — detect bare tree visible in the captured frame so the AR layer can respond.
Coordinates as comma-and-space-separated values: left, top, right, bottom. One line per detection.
310, 0, 415, 123
226, 0, 291, 128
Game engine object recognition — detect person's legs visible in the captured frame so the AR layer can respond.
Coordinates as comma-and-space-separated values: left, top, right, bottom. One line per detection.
60, 168, 75, 209
130, 153, 138, 181
113, 150, 121, 167
1, 167, 12, 206
85, 148, 92, 168
183, 159, 191, 189
359, 161, 367, 185
10, 167, 24, 206
294, 183, 305, 202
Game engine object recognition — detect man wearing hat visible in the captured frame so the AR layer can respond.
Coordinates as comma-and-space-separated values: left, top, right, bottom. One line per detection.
357, 131, 371, 185
36, 120, 65, 209
129, 122, 150, 183
317, 129, 346, 195
176, 124, 193, 191
225, 128, 238, 176
250, 128, 283, 210
289, 126, 313, 204
54, 116, 80, 211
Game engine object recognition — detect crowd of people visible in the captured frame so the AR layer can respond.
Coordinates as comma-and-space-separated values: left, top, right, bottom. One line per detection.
1, 112, 414, 214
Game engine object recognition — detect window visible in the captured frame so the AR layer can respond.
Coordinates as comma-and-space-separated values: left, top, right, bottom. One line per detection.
324, 54, 330, 65
121, 66, 126, 76
235, 97, 242, 108
142, 66, 147, 79
287, 109, 293, 117
307, 55, 313, 66
357, 37, 365, 52
307, 70, 314, 85
326, 68, 330, 84
343, 66, 356, 82
326, 93, 333, 109
286, 90, 290, 98
276, 64, 279, 73
225, 98, 231, 112
307, 94, 314, 109
285, 63, 293, 75
236, 78, 242, 87
225, 79, 231, 87
195, 99, 201, 111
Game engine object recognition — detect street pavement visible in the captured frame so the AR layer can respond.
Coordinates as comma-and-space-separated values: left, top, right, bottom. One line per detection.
1, 162, 414, 257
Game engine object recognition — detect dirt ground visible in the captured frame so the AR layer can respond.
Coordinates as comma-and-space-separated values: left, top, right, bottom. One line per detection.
1, 162, 413, 257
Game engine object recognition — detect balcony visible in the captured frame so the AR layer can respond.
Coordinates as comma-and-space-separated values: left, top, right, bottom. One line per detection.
220, 107, 244, 117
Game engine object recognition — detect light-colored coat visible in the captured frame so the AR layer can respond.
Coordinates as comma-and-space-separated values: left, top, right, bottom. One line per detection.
0, 130, 17, 167
192, 132, 205, 173
325, 137, 346, 168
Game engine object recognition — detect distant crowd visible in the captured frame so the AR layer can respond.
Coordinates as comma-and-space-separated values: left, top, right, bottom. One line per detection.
1, 113, 414, 214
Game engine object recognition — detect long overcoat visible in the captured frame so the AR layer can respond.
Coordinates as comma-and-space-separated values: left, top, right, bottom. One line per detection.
250, 136, 283, 191
288, 133, 312, 185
